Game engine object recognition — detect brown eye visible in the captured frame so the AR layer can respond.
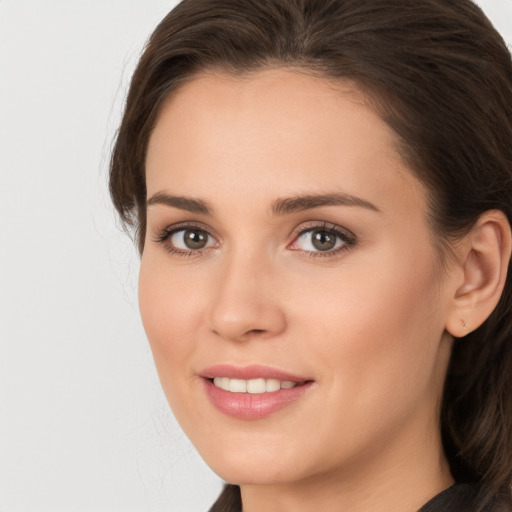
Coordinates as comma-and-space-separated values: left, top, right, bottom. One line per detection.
170, 228, 214, 251
310, 229, 338, 251
290, 225, 355, 255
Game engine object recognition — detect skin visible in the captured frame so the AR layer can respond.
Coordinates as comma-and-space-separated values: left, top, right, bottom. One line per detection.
139, 69, 460, 512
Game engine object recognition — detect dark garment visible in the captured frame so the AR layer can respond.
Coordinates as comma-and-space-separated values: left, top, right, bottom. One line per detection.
209, 482, 512, 512
419, 483, 511, 512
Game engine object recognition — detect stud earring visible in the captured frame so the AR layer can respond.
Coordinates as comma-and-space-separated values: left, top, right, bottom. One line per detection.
461, 319, 467, 328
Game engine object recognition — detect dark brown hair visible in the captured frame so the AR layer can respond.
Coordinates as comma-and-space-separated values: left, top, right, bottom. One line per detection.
110, 0, 512, 510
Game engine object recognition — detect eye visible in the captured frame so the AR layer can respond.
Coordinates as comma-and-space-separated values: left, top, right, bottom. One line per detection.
289, 224, 356, 255
170, 228, 214, 250
153, 224, 218, 255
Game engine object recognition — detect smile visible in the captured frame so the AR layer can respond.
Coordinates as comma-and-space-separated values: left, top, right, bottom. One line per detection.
200, 365, 314, 419
212, 377, 300, 393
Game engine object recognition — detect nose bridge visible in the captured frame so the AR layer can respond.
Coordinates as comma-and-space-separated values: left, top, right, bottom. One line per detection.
208, 244, 286, 341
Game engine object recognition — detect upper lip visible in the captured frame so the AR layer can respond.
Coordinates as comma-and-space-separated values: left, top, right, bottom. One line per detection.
200, 364, 312, 382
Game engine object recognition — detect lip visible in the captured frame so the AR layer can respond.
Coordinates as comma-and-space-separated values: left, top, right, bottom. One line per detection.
200, 364, 314, 420
200, 364, 311, 382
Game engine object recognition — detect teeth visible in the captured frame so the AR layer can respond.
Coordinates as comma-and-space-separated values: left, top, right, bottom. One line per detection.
246, 378, 265, 394
230, 379, 247, 393
265, 378, 281, 392
213, 377, 300, 393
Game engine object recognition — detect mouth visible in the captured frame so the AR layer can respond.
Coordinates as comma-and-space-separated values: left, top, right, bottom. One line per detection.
210, 377, 304, 394
200, 364, 314, 419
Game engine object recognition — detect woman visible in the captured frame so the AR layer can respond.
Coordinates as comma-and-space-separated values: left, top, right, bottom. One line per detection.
109, 0, 512, 510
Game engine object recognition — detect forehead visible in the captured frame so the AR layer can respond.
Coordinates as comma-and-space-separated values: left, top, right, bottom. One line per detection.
145, 68, 425, 216
148, 68, 395, 163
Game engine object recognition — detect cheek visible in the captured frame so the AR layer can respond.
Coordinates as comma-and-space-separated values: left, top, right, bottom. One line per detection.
295, 249, 445, 413
138, 258, 203, 393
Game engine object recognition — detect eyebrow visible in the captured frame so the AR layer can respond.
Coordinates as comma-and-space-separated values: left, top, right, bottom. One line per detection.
271, 193, 380, 215
146, 191, 380, 216
147, 192, 211, 214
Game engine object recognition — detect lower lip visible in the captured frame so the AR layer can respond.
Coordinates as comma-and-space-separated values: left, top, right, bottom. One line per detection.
203, 379, 314, 420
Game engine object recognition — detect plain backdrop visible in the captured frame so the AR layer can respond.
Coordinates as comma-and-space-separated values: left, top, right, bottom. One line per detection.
0, 1, 511, 511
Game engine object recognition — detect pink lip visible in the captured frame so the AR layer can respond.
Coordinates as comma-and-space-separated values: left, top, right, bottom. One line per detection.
200, 364, 314, 420
200, 364, 310, 382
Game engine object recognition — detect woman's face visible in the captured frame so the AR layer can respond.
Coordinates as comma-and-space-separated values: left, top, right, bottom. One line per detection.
140, 69, 456, 486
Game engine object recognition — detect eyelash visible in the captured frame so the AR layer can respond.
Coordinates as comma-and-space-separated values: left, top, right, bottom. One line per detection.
290, 222, 357, 259
152, 222, 215, 258
152, 221, 357, 259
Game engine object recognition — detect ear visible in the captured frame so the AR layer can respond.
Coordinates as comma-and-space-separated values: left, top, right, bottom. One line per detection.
445, 210, 511, 338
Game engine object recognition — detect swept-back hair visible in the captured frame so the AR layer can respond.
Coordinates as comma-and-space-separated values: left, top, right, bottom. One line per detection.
110, 1, 512, 509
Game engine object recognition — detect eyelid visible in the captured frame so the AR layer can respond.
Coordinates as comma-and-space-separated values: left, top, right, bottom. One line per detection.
289, 221, 356, 242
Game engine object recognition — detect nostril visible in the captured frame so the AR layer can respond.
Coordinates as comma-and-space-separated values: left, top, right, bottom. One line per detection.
209, 305, 287, 341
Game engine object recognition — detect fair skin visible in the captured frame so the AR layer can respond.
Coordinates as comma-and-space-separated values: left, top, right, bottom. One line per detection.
139, 69, 510, 512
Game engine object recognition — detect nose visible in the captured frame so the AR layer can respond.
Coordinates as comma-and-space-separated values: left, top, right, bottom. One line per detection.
207, 250, 287, 342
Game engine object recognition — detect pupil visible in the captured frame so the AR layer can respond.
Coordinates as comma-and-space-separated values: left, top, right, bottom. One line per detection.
312, 230, 336, 251
184, 230, 208, 249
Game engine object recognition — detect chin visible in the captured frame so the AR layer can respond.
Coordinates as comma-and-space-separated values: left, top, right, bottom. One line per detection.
208, 457, 305, 487
191, 428, 319, 486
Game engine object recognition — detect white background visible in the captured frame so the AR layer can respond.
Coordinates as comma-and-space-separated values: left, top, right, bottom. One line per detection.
0, 1, 511, 511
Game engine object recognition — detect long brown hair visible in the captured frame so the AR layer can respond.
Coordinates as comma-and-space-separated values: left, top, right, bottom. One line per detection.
110, 1, 512, 510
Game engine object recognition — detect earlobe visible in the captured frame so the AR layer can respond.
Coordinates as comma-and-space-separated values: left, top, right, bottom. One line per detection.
445, 210, 511, 338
